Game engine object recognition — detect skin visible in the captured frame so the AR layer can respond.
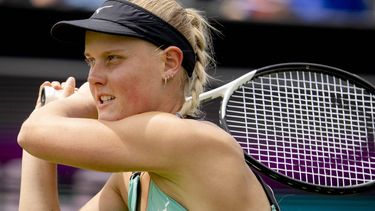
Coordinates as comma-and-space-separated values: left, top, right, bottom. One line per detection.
17, 31, 271, 210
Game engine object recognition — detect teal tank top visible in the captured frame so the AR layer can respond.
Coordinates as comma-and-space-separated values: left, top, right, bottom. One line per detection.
128, 172, 279, 211
128, 172, 187, 211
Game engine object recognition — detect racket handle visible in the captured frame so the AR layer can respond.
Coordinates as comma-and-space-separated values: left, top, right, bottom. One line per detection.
40, 86, 60, 106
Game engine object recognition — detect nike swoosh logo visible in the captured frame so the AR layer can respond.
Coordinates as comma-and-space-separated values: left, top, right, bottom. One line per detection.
95, 5, 114, 14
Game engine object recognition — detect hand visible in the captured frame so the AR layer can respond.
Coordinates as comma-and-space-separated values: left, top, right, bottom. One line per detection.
36, 77, 77, 109
36, 78, 97, 118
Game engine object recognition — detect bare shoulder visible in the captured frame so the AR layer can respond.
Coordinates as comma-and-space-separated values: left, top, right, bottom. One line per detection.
169, 116, 246, 175
170, 119, 272, 210
184, 118, 244, 155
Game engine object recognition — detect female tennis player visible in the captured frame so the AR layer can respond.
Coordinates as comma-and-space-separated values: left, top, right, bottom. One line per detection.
17, 0, 279, 210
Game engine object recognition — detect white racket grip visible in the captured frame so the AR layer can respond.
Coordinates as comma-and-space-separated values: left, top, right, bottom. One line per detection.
40, 86, 61, 106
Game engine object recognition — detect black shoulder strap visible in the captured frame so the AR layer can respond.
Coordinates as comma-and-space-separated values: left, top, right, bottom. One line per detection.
130, 171, 142, 179
129, 172, 142, 211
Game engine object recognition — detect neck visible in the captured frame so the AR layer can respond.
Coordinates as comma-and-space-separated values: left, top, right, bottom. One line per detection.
160, 96, 184, 114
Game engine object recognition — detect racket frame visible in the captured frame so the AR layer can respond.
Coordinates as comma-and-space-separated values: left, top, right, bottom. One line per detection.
206, 62, 375, 195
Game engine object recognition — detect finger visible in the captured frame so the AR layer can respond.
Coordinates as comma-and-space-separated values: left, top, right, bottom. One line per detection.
61, 81, 72, 89
39, 81, 51, 92
51, 81, 62, 89
62, 77, 76, 97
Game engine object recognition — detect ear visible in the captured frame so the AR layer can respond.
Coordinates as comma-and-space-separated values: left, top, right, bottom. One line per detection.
162, 46, 183, 79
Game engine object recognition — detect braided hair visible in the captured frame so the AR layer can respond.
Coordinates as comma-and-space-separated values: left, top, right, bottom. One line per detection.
128, 0, 216, 117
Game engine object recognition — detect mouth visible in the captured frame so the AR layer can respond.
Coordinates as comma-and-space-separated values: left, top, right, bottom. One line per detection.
99, 95, 116, 105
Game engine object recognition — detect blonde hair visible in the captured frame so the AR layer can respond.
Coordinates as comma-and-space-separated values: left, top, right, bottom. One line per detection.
127, 0, 216, 117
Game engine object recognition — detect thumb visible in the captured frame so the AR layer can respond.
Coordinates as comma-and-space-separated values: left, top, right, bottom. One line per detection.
62, 77, 76, 97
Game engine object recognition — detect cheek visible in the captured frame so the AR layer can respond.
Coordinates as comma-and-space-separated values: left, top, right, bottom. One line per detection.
118, 78, 151, 110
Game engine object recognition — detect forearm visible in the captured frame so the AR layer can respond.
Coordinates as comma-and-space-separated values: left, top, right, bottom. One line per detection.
19, 150, 60, 211
18, 93, 98, 159
33, 92, 98, 119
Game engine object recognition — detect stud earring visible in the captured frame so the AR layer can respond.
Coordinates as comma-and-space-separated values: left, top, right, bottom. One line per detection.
164, 76, 168, 87
163, 73, 174, 87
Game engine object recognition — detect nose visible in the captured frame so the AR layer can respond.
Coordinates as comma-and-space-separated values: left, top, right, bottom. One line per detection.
87, 65, 106, 86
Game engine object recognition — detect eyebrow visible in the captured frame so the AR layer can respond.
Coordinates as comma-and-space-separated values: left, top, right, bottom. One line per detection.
84, 49, 127, 57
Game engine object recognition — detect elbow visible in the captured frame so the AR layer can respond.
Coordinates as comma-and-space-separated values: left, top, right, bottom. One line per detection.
17, 115, 55, 162
17, 132, 24, 149
17, 123, 30, 150
17, 121, 38, 152
17, 123, 53, 163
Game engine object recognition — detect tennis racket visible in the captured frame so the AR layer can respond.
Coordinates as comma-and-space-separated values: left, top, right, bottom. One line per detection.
41, 62, 375, 195
40, 85, 61, 106
199, 62, 375, 195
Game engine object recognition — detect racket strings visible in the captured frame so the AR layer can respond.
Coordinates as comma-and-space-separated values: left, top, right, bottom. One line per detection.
225, 71, 375, 188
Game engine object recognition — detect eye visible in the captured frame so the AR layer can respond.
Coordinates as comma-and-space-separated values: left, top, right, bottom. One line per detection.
106, 55, 121, 64
85, 58, 95, 67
